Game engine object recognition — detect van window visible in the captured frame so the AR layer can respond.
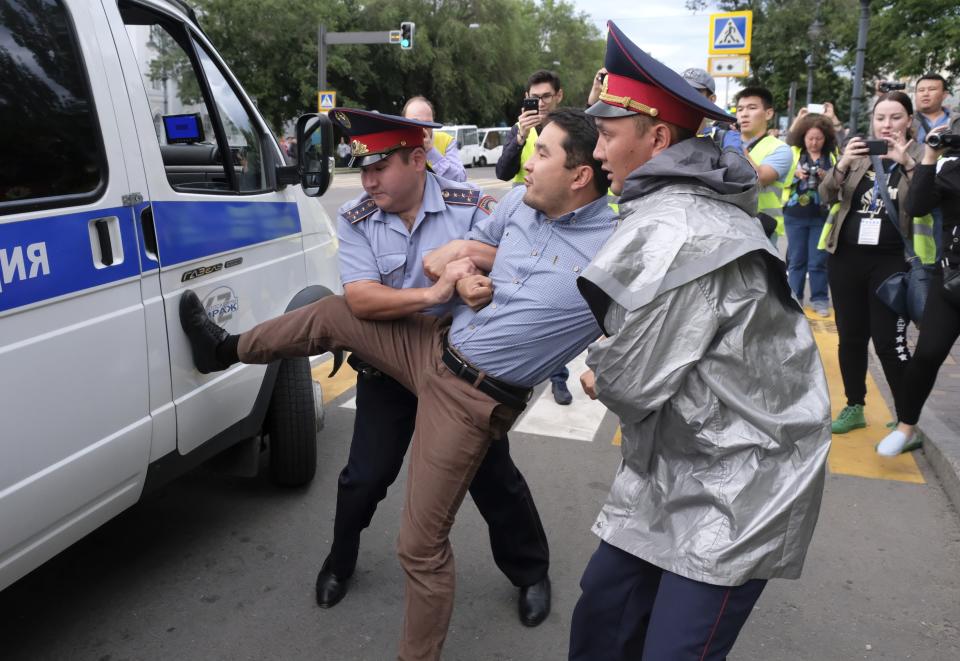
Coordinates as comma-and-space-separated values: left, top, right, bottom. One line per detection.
121, 4, 267, 194
483, 130, 506, 149
0, 0, 106, 215
460, 128, 479, 147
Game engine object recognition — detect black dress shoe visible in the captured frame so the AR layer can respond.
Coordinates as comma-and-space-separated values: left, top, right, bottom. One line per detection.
315, 560, 351, 609
179, 290, 231, 373
551, 381, 573, 405
518, 576, 551, 627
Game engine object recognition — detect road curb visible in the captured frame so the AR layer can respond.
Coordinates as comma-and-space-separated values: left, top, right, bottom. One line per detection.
918, 407, 960, 514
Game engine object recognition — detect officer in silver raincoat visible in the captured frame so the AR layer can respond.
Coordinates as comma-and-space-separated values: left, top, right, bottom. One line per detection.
568, 23, 832, 661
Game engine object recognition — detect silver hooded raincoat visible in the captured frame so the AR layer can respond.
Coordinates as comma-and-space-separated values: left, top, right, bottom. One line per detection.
578, 138, 831, 586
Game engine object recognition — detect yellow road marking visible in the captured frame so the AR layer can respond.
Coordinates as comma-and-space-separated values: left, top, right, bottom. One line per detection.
311, 354, 358, 404
806, 310, 925, 484
608, 311, 925, 484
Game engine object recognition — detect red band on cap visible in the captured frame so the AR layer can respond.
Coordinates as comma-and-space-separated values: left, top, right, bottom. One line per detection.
602, 73, 703, 132
351, 127, 424, 157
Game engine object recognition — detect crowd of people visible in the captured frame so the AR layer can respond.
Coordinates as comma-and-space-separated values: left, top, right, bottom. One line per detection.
177, 25, 957, 660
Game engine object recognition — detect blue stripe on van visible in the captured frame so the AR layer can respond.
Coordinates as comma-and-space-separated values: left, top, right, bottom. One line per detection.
0, 207, 140, 313
152, 200, 301, 266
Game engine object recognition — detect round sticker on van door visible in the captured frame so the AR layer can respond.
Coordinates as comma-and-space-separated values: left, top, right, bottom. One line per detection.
204, 287, 239, 327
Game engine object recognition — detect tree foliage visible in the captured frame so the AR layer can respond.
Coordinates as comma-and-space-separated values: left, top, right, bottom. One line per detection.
686, 0, 960, 126
188, 0, 604, 132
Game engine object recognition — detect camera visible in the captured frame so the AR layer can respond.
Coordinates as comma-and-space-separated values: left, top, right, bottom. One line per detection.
926, 132, 960, 150
878, 81, 906, 93
522, 97, 539, 114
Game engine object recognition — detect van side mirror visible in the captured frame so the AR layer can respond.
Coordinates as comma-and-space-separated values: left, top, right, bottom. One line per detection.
298, 113, 335, 196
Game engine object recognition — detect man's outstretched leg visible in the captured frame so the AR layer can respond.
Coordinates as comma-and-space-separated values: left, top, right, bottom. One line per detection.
179, 290, 436, 394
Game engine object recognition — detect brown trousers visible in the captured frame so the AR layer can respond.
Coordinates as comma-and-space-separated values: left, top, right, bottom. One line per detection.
239, 296, 519, 661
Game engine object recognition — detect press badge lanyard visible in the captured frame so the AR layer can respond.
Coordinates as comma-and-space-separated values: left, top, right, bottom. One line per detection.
859, 159, 897, 245
865, 154, 920, 263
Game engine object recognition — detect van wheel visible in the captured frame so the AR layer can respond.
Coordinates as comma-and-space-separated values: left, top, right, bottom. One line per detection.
266, 357, 318, 486
477, 156, 487, 167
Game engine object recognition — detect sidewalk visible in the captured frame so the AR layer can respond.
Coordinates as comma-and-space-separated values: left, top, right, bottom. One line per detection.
906, 324, 960, 513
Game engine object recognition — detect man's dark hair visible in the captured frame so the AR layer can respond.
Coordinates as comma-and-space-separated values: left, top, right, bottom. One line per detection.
917, 73, 948, 91
527, 69, 561, 93
541, 108, 606, 195
735, 86, 774, 110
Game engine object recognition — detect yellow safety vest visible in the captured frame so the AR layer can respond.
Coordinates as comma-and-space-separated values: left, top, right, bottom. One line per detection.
815, 167, 937, 264
607, 188, 619, 214
748, 135, 789, 236
427, 130, 454, 170
513, 125, 538, 185
782, 146, 838, 204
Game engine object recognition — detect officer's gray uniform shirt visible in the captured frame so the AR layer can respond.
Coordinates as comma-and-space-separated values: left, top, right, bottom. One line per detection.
337, 173, 491, 317
449, 186, 618, 387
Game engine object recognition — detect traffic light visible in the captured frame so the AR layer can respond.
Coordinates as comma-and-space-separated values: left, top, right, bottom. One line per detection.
400, 21, 414, 50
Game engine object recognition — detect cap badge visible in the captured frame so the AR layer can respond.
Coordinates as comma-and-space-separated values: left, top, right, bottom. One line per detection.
351, 139, 369, 156
335, 111, 351, 128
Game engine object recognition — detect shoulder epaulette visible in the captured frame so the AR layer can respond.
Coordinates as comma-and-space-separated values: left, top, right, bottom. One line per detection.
343, 198, 378, 224
441, 187, 481, 207
477, 194, 497, 215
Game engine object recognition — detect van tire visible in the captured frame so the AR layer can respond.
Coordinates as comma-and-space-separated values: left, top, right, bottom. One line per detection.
477, 156, 487, 167
266, 357, 318, 486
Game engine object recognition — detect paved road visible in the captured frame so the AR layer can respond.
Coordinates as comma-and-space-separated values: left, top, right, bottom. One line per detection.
1, 167, 958, 660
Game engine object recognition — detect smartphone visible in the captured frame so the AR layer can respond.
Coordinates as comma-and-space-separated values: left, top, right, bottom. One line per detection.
863, 139, 888, 156
522, 97, 539, 114
806, 103, 826, 114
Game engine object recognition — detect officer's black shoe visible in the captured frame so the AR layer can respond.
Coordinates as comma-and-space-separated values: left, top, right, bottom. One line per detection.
179, 290, 231, 374
551, 380, 573, 405
315, 559, 351, 609
518, 575, 551, 627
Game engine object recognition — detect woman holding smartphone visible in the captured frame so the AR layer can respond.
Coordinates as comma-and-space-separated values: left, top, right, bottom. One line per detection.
876, 128, 960, 454
818, 92, 930, 435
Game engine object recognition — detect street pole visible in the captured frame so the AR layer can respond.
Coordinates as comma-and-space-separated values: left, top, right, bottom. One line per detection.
317, 24, 327, 92
849, 0, 871, 133
807, 2, 823, 108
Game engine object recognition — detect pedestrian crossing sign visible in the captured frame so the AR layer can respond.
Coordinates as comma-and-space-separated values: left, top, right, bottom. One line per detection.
318, 91, 337, 112
708, 10, 752, 55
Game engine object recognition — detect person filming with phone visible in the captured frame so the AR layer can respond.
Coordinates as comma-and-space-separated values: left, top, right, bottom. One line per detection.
818, 91, 935, 436
875, 125, 960, 455
496, 69, 564, 185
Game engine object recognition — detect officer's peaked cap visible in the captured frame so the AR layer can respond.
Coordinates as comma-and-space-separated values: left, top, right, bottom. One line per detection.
328, 107, 441, 167
587, 22, 735, 130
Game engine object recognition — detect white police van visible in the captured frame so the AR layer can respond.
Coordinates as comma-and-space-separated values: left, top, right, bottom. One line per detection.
0, 0, 340, 591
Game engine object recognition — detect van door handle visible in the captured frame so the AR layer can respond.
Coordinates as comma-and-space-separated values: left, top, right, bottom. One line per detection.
140, 205, 158, 260
94, 219, 113, 266
88, 216, 123, 268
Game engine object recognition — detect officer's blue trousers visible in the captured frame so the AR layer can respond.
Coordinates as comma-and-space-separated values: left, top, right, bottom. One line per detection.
569, 541, 766, 661
327, 371, 549, 587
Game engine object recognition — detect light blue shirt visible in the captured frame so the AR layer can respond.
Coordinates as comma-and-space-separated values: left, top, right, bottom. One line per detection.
426, 142, 467, 182
449, 186, 618, 387
336, 173, 491, 317
916, 110, 950, 144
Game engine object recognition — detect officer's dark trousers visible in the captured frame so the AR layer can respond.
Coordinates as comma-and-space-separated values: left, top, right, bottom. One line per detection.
569, 541, 766, 661
327, 371, 550, 587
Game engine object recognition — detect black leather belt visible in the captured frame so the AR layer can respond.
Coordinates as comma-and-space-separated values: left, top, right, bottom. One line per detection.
441, 337, 532, 411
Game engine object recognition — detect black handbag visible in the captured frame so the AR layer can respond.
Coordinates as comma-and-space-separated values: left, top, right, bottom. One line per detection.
871, 156, 934, 324
942, 226, 960, 306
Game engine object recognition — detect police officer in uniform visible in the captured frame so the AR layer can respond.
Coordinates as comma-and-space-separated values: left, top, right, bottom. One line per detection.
315, 108, 551, 627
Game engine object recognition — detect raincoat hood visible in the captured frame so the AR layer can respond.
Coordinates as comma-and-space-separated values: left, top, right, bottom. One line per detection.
579, 136, 777, 322
618, 136, 758, 215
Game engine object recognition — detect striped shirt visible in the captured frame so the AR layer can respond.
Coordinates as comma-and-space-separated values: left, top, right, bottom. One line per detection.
449, 186, 617, 387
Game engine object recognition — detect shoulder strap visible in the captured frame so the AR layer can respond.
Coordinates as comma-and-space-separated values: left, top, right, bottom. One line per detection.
869, 155, 916, 258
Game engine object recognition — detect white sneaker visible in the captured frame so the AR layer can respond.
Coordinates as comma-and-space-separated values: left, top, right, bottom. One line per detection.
811, 301, 830, 317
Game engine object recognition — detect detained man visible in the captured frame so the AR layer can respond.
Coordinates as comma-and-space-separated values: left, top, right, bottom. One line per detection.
179, 107, 617, 661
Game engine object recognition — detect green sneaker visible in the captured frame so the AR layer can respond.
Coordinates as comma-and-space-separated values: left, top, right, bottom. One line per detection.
832, 405, 866, 434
